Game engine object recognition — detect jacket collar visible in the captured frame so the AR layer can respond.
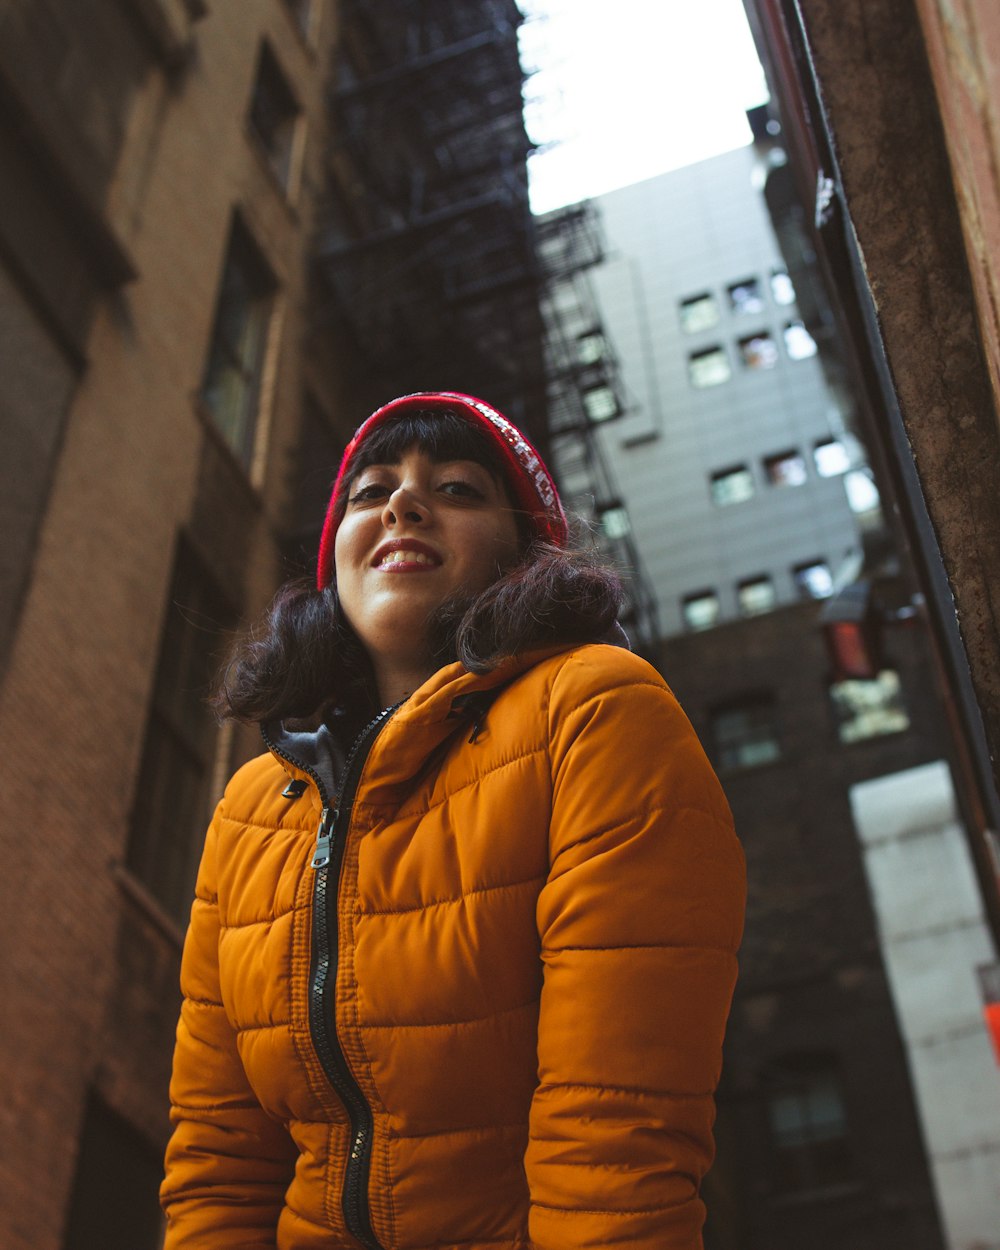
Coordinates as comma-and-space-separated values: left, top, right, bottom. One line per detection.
263, 646, 571, 810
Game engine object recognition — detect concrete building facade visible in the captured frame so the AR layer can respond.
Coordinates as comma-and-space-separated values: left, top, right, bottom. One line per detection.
582, 148, 864, 637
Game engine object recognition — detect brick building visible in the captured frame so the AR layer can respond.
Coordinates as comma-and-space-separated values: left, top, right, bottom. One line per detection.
0, 0, 561, 1243
668, 604, 947, 1250
0, 4, 351, 1245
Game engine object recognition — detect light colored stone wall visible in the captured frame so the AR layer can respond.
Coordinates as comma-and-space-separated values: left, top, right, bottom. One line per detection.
850, 761, 1000, 1250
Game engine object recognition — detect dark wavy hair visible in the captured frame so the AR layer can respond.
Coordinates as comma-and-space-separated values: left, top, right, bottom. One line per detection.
213, 411, 624, 724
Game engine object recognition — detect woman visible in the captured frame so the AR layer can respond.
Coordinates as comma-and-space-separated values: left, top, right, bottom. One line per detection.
161, 391, 745, 1250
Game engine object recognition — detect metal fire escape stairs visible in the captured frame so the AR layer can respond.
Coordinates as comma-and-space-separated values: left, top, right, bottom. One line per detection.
314, 0, 659, 653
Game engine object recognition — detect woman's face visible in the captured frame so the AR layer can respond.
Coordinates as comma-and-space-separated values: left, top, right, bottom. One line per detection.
334, 446, 520, 679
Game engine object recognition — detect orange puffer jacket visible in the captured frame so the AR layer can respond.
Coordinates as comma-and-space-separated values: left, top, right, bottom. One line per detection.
161, 644, 745, 1250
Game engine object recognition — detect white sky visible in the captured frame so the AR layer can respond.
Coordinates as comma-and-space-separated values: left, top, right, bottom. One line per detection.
519, 0, 769, 213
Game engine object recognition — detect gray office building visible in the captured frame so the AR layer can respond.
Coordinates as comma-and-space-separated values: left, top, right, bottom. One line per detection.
582, 145, 870, 638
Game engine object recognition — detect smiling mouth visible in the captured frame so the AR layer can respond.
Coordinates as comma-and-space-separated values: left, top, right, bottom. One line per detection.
374, 548, 441, 571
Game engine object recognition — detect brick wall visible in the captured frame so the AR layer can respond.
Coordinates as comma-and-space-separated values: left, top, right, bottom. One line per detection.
664, 601, 947, 1250
0, 3, 346, 1245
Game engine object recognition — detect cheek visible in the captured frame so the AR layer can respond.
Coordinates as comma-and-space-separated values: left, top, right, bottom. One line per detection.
470, 517, 520, 578
332, 525, 361, 605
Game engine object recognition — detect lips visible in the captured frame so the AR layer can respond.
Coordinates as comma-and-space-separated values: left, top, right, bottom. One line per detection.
372, 538, 442, 571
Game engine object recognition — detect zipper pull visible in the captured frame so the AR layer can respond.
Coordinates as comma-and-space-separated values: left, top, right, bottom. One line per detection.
311, 806, 337, 870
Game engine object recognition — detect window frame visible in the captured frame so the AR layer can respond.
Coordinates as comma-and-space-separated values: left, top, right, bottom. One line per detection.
738, 330, 780, 371
679, 291, 721, 334
710, 463, 756, 507
793, 559, 835, 599
829, 669, 911, 744
125, 539, 236, 921
727, 276, 766, 316
199, 216, 277, 469
682, 590, 721, 632
813, 438, 851, 477
688, 345, 732, 389
783, 319, 819, 361
764, 449, 809, 488
710, 695, 782, 771
247, 41, 303, 192
763, 1053, 855, 1195
737, 575, 777, 617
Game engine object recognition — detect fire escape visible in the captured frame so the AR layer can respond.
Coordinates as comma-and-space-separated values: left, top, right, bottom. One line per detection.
535, 202, 661, 652
314, 0, 659, 651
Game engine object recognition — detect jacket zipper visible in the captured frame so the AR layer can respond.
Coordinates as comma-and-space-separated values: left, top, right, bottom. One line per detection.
263, 704, 397, 1250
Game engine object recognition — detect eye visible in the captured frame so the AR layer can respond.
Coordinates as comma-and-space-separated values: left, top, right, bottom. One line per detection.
347, 480, 392, 505
437, 478, 485, 500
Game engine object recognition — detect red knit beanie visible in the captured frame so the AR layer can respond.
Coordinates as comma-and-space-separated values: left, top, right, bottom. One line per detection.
316, 392, 567, 589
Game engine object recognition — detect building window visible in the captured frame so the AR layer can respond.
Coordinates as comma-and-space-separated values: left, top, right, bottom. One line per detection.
682, 590, 721, 632
679, 292, 720, 334
577, 330, 607, 364
738, 575, 776, 616
793, 560, 834, 599
814, 438, 851, 476
784, 320, 818, 360
711, 697, 781, 769
126, 541, 234, 922
597, 500, 631, 540
711, 464, 755, 507
844, 469, 881, 516
771, 268, 796, 305
248, 43, 301, 189
728, 277, 766, 315
583, 385, 620, 422
689, 346, 732, 388
63, 1092, 164, 1250
830, 670, 910, 743
200, 219, 276, 467
764, 449, 808, 488
738, 332, 779, 370
765, 1055, 854, 1193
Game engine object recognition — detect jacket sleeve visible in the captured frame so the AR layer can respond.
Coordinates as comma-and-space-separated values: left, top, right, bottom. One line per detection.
160, 800, 297, 1249
526, 650, 746, 1250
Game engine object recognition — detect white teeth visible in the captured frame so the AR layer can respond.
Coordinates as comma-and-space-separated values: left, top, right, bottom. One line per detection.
379, 549, 436, 565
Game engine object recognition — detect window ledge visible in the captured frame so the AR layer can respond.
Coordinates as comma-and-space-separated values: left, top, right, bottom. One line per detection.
126, 0, 201, 68
244, 125, 304, 222
191, 393, 267, 509
622, 430, 661, 449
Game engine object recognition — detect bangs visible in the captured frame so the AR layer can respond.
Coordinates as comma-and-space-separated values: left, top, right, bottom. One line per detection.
344, 410, 506, 486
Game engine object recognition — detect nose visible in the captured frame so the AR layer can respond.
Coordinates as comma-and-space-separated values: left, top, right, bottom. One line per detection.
381, 483, 428, 528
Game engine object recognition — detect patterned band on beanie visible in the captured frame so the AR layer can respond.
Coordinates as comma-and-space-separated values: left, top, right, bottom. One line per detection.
315, 392, 568, 589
